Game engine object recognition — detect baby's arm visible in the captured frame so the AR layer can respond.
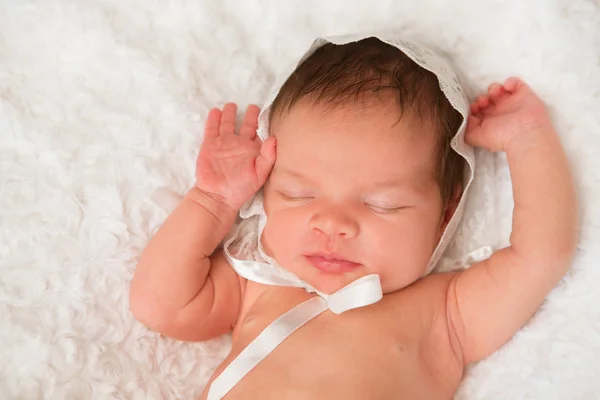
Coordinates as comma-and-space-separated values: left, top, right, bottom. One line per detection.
446, 78, 578, 364
129, 103, 276, 342
129, 187, 242, 342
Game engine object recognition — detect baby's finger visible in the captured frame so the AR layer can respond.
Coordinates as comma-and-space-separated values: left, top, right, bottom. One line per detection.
219, 103, 238, 136
255, 136, 277, 184
476, 95, 490, 109
467, 114, 481, 130
487, 83, 504, 103
204, 108, 222, 138
239, 104, 260, 139
465, 115, 489, 149
503, 77, 522, 93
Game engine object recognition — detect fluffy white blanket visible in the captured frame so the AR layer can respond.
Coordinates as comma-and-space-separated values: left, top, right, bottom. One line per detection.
1, 1, 599, 398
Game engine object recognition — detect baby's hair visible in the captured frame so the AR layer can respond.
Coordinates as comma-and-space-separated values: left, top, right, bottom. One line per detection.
269, 37, 464, 208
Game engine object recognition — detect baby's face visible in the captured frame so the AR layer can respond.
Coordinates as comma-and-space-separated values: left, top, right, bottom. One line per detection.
261, 99, 448, 295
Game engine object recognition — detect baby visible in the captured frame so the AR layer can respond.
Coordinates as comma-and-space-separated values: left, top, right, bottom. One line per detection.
130, 36, 578, 399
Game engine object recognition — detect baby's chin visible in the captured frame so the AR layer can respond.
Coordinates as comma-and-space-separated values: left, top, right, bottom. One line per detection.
303, 273, 357, 295
286, 260, 371, 295
302, 274, 420, 298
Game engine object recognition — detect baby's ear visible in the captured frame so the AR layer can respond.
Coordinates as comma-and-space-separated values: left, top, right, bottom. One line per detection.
439, 183, 463, 232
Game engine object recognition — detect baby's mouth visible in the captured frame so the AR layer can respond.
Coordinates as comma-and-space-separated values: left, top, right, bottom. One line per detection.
304, 252, 361, 274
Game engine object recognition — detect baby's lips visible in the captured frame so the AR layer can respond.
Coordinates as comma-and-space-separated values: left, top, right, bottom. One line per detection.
305, 251, 358, 264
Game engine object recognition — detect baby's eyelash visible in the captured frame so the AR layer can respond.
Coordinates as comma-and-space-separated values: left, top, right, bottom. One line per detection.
278, 191, 313, 200
366, 204, 405, 213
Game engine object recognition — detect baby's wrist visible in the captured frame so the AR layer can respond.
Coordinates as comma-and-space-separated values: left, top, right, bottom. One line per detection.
505, 119, 557, 156
186, 187, 239, 226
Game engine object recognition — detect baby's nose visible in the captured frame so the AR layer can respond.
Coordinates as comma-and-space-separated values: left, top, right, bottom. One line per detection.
309, 206, 359, 239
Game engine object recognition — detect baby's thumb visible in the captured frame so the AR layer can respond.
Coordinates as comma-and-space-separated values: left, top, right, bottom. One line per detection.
464, 115, 488, 149
255, 136, 277, 184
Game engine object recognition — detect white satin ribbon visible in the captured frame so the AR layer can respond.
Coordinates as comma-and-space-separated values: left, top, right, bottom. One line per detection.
206, 297, 326, 400
206, 272, 382, 400
316, 274, 383, 315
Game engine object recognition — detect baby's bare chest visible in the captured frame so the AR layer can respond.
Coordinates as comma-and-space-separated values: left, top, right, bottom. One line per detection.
200, 284, 463, 400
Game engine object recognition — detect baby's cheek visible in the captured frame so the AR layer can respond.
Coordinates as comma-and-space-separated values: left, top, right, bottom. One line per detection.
261, 214, 298, 259
368, 227, 427, 290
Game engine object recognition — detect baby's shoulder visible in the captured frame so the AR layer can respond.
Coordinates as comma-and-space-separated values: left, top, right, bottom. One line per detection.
384, 272, 464, 376
380, 271, 460, 343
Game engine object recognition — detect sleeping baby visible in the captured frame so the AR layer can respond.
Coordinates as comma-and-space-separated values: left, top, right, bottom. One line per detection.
129, 33, 578, 399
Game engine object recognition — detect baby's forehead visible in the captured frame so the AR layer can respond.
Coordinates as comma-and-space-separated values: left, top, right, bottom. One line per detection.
270, 123, 437, 188
269, 100, 437, 151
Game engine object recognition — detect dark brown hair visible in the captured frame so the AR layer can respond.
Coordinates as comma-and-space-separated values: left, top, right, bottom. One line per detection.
268, 37, 464, 207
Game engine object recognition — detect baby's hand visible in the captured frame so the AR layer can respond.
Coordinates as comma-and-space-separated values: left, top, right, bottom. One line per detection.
195, 103, 277, 211
465, 77, 552, 153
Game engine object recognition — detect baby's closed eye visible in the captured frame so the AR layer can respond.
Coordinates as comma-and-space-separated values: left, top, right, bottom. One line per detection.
365, 203, 408, 214
278, 190, 407, 213
364, 193, 411, 213
277, 190, 314, 201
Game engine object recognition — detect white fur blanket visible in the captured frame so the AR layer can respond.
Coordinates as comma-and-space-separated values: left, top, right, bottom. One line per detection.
1, 1, 599, 398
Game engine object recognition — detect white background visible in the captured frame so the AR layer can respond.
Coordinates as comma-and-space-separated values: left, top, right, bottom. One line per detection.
1, 1, 599, 398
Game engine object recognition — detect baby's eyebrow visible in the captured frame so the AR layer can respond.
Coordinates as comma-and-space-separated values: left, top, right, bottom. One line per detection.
369, 176, 434, 200
366, 171, 423, 190
271, 167, 310, 182
371, 178, 405, 189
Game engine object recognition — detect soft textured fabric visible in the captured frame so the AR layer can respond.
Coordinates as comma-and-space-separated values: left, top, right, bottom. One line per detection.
0, 1, 599, 399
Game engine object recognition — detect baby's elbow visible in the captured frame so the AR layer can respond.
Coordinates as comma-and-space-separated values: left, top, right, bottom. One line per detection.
129, 286, 169, 333
129, 294, 211, 341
